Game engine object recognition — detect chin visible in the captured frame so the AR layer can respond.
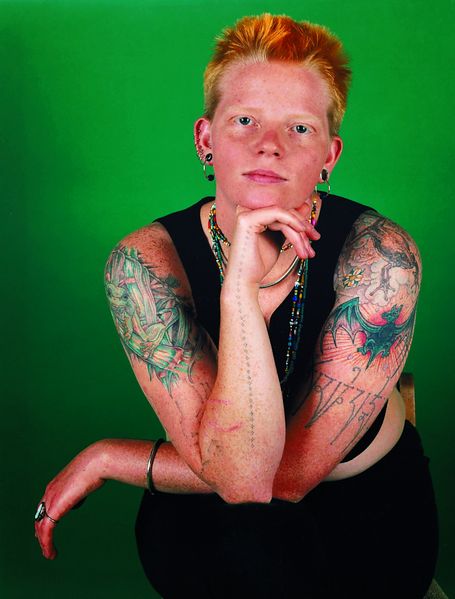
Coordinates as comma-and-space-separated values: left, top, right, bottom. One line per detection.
236, 189, 296, 210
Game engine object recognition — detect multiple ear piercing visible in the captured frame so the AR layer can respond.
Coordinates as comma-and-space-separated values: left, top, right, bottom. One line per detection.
203, 153, 215, 181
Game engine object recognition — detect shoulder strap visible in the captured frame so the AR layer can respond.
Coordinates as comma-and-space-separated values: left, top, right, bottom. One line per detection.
156, 198, 221, 345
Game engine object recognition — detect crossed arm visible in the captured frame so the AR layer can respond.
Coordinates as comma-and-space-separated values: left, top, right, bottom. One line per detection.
36, 208, 421, 557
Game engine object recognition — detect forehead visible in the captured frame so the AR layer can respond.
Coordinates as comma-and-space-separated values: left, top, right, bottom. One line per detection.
216, 60, 332, 119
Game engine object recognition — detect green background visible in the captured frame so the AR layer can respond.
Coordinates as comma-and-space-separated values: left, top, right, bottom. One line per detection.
2, 0, 454, 596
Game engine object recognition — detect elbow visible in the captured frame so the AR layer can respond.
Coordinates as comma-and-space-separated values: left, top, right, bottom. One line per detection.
271, 470, 315, 503
220, 490, 273, 505
272, 474, 304, 502
216, 480, 273, 505
272, 488, 306, 503
272, 453, 329, 503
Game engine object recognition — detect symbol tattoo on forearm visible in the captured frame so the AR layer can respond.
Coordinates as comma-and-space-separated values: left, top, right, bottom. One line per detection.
305, 371, 386, 452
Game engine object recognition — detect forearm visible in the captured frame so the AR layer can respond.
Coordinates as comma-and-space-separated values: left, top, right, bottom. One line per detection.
97, 438, 213, 494
198, 284, 286, 502
97, 437, 305, 500
97, 435, 336, 501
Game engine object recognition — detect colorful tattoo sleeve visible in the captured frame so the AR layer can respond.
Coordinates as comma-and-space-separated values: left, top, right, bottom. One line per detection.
296, 211, 421, 453
105, 245, 205, 396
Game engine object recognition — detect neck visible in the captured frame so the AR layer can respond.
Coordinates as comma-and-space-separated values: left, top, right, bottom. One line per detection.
212, 196, 236, 241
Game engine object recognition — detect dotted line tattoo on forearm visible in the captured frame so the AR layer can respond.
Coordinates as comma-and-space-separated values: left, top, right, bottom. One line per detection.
236, 227, 255, 449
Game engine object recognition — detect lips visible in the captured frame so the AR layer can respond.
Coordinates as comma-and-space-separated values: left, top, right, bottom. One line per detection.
243, 169, 287, 184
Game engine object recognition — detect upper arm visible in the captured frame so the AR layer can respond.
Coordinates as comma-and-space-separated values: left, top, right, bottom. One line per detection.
104, 222, 217, 474
325, 209, 421, 399
275, 210, 421, 498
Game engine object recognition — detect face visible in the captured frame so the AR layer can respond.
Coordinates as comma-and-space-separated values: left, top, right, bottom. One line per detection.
196, 61, 343, 212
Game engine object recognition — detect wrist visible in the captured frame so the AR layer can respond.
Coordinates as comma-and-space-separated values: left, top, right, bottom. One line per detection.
85, 439, 155, 488
220, 278, 259, 304
84, 439, 111, 482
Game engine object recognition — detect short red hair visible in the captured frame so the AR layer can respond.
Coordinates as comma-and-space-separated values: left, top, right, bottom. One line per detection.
204, 14, 351, 135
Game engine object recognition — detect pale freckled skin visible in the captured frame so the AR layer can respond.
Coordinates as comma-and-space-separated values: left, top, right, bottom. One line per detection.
195, 61, 343, 239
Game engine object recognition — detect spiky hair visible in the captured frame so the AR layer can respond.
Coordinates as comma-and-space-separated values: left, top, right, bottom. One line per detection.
204, 14, 351, 135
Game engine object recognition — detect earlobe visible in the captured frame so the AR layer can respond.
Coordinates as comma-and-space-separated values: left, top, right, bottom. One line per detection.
194, 117, 213, 160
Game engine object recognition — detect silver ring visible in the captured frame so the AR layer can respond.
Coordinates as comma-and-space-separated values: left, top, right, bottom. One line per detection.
34, 501, 58, 524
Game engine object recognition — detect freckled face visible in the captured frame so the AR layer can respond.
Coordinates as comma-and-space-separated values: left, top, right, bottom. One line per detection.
205, 61, 342, 211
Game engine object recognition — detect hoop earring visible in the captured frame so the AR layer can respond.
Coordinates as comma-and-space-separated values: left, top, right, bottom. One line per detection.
315, 168, 331, 198
203, 153, 215, 182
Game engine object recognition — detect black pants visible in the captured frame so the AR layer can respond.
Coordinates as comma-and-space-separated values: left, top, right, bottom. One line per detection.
136, 422, 438, 598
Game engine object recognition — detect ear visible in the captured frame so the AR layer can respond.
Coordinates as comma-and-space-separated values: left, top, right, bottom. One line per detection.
322, 135, 343, 178
194, 117, 213, 162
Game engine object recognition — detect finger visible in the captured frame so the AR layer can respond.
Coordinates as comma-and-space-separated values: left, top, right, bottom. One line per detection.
236, 206, 309, 234
35, 518, 57, 560
269, 218, 320, 243
286, 209, 320, 238
286, 207, 321, 239
303, 221, 321, 241
301, 236, 316, 259
296, 233, 316, 260
268, 223, 315, 259
34, 495, 61, 559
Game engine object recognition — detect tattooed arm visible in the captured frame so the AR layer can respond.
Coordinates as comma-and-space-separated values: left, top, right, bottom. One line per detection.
272, 210, 421, 501
105, 218, 286, 503
104, 205, 315, 504
104, 223, 218, 476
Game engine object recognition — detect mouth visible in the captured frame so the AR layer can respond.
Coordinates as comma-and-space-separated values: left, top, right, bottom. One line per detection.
243, 170, 287, 184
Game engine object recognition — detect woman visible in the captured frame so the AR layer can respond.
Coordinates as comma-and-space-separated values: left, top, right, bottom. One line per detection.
35, 14, 438, 598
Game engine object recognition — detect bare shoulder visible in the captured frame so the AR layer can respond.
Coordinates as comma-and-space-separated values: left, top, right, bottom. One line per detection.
106, 221, 192, 300
122, 221, 172, 255
350, 210, 419, 249
334, 209, 421, 311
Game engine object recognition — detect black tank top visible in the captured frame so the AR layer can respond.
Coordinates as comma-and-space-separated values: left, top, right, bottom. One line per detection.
156, 195, 386, 462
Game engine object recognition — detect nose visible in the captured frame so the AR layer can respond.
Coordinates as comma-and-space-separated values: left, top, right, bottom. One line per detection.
255, 128, 283, 157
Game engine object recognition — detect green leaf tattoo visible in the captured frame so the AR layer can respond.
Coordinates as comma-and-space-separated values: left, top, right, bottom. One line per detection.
105, 245, 204, 395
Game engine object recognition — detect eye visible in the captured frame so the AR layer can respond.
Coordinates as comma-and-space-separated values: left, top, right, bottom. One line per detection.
235, 116, 254, 126
292, 124, 309, 134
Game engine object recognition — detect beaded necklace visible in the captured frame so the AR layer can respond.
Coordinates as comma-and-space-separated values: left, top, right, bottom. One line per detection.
208, 198, 318, 385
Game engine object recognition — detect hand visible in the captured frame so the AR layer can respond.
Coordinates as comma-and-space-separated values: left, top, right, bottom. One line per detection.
34, 443, 105, 559
226, 203, 320, 288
